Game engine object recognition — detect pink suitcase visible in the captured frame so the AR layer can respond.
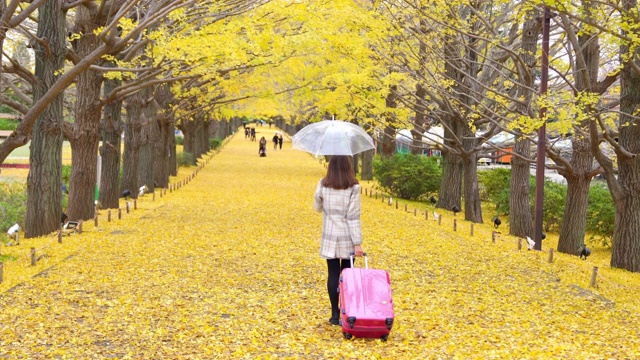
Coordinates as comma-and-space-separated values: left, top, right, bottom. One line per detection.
339, 254, 394, 341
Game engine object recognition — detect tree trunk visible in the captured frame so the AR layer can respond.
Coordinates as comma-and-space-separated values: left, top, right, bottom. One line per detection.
153, 115, 170, 188
137, 92, 155, 192
462, 152, 483, 223
381, 86, 397, 157
169, 121, 177, 176
509, 138, 533, 237
361, 149, 374, 180
610, 4, 640, 271
121, 93, 144, 198
437, 149, 462, 210
67, 4, 104, 221
25, 0, 66, 238
99, 74, 123, 209
557, 138, 593, 254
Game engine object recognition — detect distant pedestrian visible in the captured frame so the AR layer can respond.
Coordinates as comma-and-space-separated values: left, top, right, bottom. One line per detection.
278, 133, 283, 149
272, 134, 279, 149
259, 137, 267, 157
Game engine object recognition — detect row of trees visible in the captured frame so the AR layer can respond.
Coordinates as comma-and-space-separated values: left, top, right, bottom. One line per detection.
1, 0, 639, 272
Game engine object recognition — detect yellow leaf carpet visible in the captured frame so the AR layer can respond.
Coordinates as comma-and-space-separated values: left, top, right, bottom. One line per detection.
1, 127, 639, 359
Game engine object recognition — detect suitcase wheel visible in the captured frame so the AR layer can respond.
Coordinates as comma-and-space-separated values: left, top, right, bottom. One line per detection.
381, 334, 389, 342
343, 332, 352, 340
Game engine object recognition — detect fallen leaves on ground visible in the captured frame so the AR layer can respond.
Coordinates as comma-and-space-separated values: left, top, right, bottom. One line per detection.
1, 128, 639, 359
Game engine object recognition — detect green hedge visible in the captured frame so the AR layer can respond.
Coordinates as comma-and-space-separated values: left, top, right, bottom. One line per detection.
478, 168, 615, 241
373, 154, 441, 200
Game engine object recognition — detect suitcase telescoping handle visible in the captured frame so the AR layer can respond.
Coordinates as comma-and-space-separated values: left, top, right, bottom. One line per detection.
349, 252, 369, 269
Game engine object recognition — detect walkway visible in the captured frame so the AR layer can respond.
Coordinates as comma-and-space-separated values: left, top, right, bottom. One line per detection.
1, 127, 639, 358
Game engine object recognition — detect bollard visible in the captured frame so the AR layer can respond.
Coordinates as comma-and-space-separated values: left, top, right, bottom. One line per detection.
58, 228, 62, 243
453, 218, 457, 231
31, 247, 36, 266
108, 210, 111, 222
414, 208, 417, 216
405, 204, 408, 212
126, 202, 130, 213
164, 189, 166, 195
438, 215, 442, 226
396, 200, 398, 209
134, 200, 137, 210
548, 248, 554, 263
170, 185, 172, 193
360, 187, 362, 194
94, 215, 98, 227
118, 208, 122, 220
365, 189, 368, 196
425, 211, 428, 221
78, 220, 83, 234
470, 223, 474, 236
382, 195, 385, 203
0, 261, 3, 283
375, 192, 378, 200
518, 238, 522, 250
15, 232, 19, 245
492, 231, 496, 243
154, 191, 157, 200
590, 266, 599, 287
160, 190, 163, 198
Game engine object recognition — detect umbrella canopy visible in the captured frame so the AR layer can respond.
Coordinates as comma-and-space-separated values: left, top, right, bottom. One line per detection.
292, 120, 374, 156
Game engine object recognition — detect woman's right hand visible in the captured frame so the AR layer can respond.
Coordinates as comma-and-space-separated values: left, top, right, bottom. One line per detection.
353, 244, 364, 257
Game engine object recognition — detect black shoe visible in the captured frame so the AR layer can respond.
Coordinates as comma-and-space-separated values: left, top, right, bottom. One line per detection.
329, 316, 340, 326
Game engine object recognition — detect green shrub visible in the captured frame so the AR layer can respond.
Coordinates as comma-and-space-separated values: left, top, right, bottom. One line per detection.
209, 137, 222, 150
0, 118, 19, 130
177, 152, 194, 167
0, 182, 27, 232
373, 154, 441, 200
586, 184, 615, 246
532, 178, 566, 233
175, 136, 184, 145
477, 168, 511, 215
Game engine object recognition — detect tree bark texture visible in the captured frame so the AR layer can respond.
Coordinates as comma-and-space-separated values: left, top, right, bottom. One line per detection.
25, 0, 66, 238
360, 149, 374, 180
611, 1, 640, 271
462, 150, 483, 223
99, 74, 123, 209
121, 93, 144, 198
381, 86, 397, 157
437, 149, 463, 210
67, 4, 104, 221
137, 91, 155, 192
509, 138, 533, 237
557, 141, 592, 255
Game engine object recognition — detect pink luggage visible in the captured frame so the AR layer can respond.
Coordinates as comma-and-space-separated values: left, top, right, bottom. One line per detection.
339, 253, 394, 341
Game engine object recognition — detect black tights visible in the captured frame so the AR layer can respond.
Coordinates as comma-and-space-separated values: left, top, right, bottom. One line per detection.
327, 258, 352, 316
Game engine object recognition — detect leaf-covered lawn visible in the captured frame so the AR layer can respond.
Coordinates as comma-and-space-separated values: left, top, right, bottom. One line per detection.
1, 128, 639, 359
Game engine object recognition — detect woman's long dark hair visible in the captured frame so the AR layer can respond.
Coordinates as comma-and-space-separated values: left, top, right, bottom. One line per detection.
322, 155, 358, 190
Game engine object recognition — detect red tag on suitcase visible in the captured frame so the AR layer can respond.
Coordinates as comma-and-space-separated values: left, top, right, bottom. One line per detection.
339, 254, 394, 341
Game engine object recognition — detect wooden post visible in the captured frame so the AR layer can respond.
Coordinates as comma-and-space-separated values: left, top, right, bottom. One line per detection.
78, 220, 83, 234
108, 210, 112, 222
0, 262, 3, 283
518, 238, 522, 250
94, 215, 98, 227
470, 223, 474, 236
58, 228, 62, 243
134, 200, 137, 210
360, 187, 362, 194
425, 211, 428, 221
453, 218, 457, 231
414, 208, 417, 216
164, 189, 166, 196
405, 204, 408, 212
438, 215, 442, 226
590, 266, 598, 287
365, 189, 368, 196
375, 192, 378, 200
159, 190, 162, 198
381, 195, 385, 203
548, 248, 554, 263
31, 247, 36, 266
15, 232, 19, 245
118, 208, 122, 220
170, 185, 173, 193
396, 200, 398, 209
492, 231, 496, 243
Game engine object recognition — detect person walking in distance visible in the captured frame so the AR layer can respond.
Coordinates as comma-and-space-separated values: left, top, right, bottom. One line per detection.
313, 155, 364, 326
272, 134, 279, 150
278, 133, 283, 149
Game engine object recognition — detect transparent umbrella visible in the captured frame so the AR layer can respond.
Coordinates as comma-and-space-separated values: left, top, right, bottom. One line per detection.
292, 120, 375, 156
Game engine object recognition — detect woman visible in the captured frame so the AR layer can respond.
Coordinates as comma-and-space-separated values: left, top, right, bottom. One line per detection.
259, 136, 267, 156
313, 155, 364, 325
